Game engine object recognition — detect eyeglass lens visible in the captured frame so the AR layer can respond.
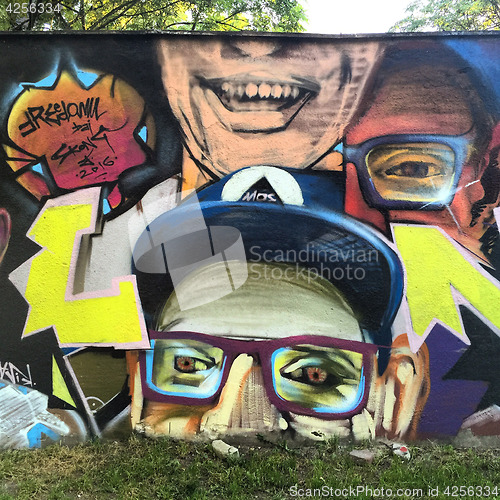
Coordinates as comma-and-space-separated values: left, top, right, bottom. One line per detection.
151, 339, 225, 398
272, 344, 364, 413
365, 142, 456, 203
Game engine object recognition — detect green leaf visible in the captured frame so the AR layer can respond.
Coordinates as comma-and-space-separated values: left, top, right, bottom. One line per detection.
390, 0, 500, 32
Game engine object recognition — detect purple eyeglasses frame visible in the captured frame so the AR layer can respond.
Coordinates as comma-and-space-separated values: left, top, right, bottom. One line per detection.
139, 330, 378, 420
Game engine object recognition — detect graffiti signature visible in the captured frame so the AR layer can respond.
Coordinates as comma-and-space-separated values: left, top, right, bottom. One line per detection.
0, 361, 33, 387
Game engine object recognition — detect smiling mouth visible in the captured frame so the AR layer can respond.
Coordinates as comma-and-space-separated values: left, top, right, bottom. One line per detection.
199, 76, 320, 112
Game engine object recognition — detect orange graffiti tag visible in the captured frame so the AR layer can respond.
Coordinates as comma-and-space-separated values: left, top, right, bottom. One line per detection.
4, 70, 154, 209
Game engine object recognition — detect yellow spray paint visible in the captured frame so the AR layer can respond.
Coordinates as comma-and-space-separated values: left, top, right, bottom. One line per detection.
393, 225, 500, 339
52, 356, 76, 407
22, 189, 147, 347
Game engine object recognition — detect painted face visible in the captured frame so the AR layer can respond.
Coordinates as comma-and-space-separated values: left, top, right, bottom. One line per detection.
345, 64, 498, 261
0, 209, 11, 266
158, 38, 381, 177
132, 262, 426, 441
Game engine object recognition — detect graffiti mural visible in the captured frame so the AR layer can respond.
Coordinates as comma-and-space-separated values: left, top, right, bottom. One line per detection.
0, 32, 499, 448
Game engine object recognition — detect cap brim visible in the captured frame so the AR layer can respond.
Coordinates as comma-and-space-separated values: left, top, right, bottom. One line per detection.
133, 199, 404, 343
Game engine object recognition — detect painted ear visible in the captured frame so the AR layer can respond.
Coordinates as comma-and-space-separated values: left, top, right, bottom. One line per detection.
0, 208, 11, 265
371, 335, 430, 440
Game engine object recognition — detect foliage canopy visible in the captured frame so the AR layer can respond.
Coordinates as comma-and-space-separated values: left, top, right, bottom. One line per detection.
391, 0, 500, 31
1, 0, 307, 31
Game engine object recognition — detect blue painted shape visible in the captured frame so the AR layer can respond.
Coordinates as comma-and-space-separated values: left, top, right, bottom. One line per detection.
446, 40, 500, 118
32, 163, 44, 175
0, 382, 5, 389
27, 423, 61, 448
17, 386, 29, 395
61, 347, 79, 355
76, 70, 100, 88
32, 70, 59, 88
103, 199, 111, 215
138, 126, 147, 142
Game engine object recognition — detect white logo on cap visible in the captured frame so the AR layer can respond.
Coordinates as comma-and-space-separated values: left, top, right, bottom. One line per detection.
221, 166, 304, 206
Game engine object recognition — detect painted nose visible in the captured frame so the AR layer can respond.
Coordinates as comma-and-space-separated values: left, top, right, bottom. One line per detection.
226, 40, 282, 59
200, 354, 282, 438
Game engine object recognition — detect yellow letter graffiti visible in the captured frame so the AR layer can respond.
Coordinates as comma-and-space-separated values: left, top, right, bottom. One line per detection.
20, 188, 148, 347
392, 224, 500, 345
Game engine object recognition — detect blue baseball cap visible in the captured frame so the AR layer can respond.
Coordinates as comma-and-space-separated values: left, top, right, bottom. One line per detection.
133, 166, 404, 353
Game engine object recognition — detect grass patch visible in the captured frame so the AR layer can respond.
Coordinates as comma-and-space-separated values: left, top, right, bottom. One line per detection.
0, 437, 499, 499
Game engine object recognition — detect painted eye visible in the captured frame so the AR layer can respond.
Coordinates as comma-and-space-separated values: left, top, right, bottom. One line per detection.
305, 366, 328, 384
175, 356, 197, 373
385, 162, 442, 178
283, 365, 337, 387
173, 355, 214, 373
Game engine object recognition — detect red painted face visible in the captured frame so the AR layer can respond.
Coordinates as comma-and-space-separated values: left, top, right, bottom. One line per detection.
345, 64, 498, 261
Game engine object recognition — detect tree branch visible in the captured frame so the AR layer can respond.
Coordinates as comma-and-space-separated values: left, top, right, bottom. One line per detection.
79, 0, 85, 29
88, 0, 141, 30
220, 8, 246, 22
121, 0, 184, 19
191, 10, 200, 30
55, 7, 71, 29
58, 2, 79, 14
163, 21, 200, 28
212, 19, 246, 30
91, 0, 184, 29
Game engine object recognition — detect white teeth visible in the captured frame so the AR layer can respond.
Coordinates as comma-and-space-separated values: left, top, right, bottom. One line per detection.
221, 82, 234, 97
220, 81, 303, 101
245, 83, 258, 98
271, 84, 282, 98
258, 83, 272, 98
236, 84, 245, 98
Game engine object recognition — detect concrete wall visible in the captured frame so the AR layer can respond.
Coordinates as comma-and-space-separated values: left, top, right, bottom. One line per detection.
1, 32, 499, 448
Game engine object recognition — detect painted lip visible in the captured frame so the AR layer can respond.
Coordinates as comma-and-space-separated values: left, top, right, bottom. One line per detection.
198, 73, 320, 113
